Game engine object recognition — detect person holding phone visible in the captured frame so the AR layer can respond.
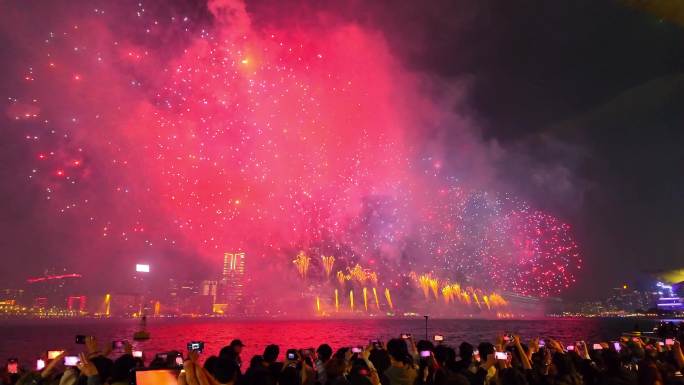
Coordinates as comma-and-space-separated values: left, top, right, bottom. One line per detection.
315, 343, 334, 385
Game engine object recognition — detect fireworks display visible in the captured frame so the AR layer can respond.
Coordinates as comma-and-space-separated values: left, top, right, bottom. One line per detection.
4, 0, 582, 313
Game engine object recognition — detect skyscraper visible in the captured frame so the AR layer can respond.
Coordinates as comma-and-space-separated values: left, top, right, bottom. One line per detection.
220, 252, 245, 314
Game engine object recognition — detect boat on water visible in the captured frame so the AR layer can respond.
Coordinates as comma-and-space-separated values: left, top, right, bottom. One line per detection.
133, 315, 150, 341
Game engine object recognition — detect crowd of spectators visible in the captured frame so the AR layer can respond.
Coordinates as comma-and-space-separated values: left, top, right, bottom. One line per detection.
3, 325, 684, 385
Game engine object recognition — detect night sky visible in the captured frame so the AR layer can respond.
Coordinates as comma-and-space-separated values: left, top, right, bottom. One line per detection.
0, 0, 683, 301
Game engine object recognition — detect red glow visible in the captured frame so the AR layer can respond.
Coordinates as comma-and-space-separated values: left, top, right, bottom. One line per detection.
26, 273, 83, 283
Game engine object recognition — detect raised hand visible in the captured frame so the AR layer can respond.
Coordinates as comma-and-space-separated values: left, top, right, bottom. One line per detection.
77, 353, 99, 377
361, 346, 371, 361
41, 351, 66, 379
85, 336, 101, 357
547, 339, 564, 353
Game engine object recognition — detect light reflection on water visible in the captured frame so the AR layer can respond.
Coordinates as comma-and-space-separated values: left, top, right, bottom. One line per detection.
0, 318, 663, 366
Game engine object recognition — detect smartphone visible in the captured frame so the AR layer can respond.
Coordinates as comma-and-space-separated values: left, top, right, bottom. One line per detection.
420, 350, 431, 358
592, 344, 603, 350
613, 342, 621, 352
186, 341, 204, 353
64, 356, 79, 366
351, 347, 362, 354
434, 334, 444, 342
401, 333, 411, 339
112, 340, 126, 350
47, 350, 64, 360
7, 359, 18, 374
175, 356, 184, 366
473, 350, 480, 362
494, 352, 507, 360
75, 335, 87, 344
36, 359, 46, 370
133, 350, 143, 358
566, 345, 574, 351
286, 349, 297, 360
658, 341, 665, 346
666, 338, 675, 346
135, 369, 180, 385
370, 339, 380, 347
538, 340, 545, 347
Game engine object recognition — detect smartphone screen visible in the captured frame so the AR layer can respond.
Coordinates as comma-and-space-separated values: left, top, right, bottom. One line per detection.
133, 351, 143, 358
47, 350, 64, 360
7, 359, 18, 374
434, 335, 444, 342
494, 352, 507, 360
592, 344, 603, 350
136, 369, 179, 385
351, 347, 362, 353
613, 342, 621, 351
36, 359, 46, 370
401, 333, 411, 339
420, 350, 431, 358
287, 353, 296, 360
566, 345, 574, 351
64, 356, 79, 366
666, 338, 675, 346
186, 341, 204, 353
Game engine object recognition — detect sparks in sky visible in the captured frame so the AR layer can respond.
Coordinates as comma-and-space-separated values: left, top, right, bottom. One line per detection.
6, 0, 581, 300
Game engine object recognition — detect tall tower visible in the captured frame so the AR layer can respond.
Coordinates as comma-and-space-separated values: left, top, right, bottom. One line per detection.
220, 252, 245, 314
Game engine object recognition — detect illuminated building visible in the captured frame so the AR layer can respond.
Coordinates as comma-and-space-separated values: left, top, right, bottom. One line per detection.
605, 285, 659, 312
25, 271, 85, 310
0, 289, 24, 303
220, 252, 246, 314
67, 296, 87, 312
201, 280, 218, 304
656, 282, 684, 311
